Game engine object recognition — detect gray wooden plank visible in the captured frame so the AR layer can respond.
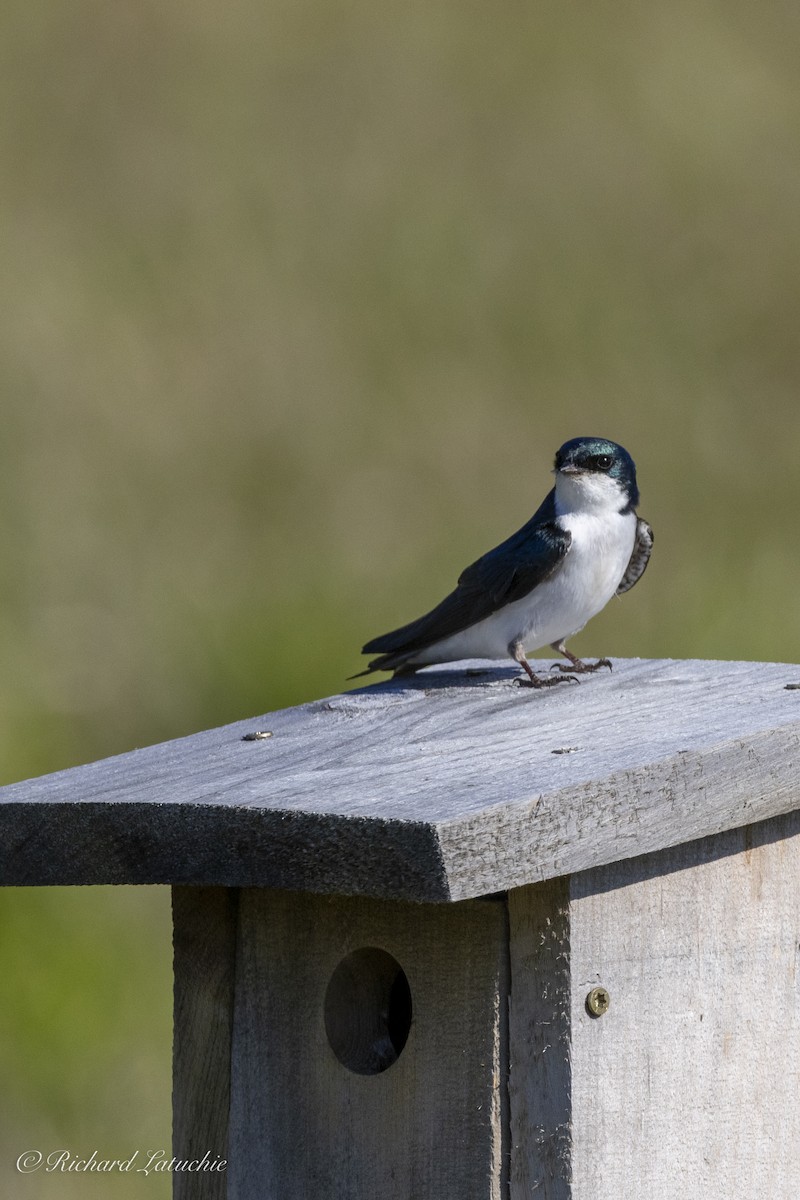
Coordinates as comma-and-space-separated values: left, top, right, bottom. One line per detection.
569, 810, 800, 1199
437, 719, 800, 899
227, 888, 508, 1200
172, 887, 238, 1200
2, 658, 800, 898
0, 799, 449, 899
508, 881, 571, 1200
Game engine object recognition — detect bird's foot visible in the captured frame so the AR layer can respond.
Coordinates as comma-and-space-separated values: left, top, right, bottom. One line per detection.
515, 673, 579, 689
550, 657, 612, 674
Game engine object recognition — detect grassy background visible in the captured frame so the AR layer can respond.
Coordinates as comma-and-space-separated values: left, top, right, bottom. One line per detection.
2, 0, 800, 1194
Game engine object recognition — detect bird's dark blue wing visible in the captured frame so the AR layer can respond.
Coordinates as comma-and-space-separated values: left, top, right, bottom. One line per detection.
361, 489, 571, 667
616, 518, 653, 594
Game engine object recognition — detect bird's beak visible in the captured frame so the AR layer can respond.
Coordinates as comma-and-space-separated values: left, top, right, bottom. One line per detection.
558, 464, 583, 475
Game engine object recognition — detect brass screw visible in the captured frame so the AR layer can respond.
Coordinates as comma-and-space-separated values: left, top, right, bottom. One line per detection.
586, 986, 610, 1017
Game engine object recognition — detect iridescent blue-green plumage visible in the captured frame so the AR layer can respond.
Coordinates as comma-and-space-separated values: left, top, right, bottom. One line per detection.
555, 436, 639, 509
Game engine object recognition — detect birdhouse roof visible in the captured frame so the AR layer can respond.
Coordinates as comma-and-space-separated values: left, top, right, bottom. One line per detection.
2, 658, 798, 900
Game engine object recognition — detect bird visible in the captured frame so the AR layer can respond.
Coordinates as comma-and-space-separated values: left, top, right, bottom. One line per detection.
356, 437, 653, 688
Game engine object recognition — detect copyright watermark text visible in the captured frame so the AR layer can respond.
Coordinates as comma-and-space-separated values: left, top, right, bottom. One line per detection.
17, 1149, 226, 1177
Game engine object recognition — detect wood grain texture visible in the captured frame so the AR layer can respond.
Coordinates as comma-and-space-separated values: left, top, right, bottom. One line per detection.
172, 887, 238, 1200
228, 888, 508, 1200
3, 658, 800, 898
569, 810, 800, 1199
508, 881, 571, 1200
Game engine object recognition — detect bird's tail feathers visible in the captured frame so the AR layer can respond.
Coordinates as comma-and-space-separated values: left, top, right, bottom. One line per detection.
347, 651, 421, 681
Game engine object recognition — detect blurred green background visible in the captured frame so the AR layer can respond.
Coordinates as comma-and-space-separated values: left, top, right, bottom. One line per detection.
2, 0, 800, 1194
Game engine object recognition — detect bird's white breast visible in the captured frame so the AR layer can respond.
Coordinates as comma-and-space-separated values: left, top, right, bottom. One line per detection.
526, 508, 637, 648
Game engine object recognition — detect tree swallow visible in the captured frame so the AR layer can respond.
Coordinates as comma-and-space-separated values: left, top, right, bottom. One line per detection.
357, 437, 653, 687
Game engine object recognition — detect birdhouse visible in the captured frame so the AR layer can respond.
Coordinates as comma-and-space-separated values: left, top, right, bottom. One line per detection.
3, 656, 800, 1198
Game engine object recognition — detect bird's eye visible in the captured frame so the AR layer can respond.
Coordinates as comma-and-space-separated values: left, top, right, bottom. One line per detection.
590, 454, 613, 471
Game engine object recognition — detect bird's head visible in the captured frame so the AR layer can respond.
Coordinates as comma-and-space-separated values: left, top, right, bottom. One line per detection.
553, 437, 639, 514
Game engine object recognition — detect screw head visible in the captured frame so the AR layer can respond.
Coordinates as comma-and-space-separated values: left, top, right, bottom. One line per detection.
586, 986, 610, 1017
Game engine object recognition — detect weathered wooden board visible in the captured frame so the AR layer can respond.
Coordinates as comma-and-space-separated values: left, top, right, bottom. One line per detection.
172, 887, 238, 1200
227, 888, 508, 1200
508, 880, 571, 1200
568, 809, 800, 1198
2, 658, 800, 899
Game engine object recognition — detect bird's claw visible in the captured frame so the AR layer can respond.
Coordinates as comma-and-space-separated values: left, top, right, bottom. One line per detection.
550, 658, 612, 674
515, 673, 579, 689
